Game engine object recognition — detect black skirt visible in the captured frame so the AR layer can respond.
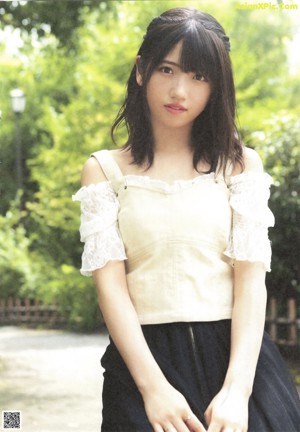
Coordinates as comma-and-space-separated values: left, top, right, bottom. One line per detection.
101, 320, 300, 432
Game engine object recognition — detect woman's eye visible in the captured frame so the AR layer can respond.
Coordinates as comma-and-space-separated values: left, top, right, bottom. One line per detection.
194, 73, 206, 81
159, 66, 173, 74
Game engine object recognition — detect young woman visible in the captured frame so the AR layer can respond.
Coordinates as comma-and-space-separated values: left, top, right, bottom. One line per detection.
73, 8, 300, 432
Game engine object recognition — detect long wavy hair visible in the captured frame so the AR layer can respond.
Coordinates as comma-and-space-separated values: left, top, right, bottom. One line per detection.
111, 7, 243, 173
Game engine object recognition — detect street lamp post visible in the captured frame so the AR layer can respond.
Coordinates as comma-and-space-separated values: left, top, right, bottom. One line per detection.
10, 89, 26, 191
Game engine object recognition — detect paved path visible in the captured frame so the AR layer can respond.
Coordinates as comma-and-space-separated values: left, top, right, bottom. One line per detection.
0, 326, 109, 432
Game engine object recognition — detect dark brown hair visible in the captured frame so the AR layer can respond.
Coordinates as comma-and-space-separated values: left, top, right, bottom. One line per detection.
111, 7, 243, 173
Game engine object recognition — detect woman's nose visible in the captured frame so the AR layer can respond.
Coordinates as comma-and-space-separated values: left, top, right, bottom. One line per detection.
169, 75, 188, 100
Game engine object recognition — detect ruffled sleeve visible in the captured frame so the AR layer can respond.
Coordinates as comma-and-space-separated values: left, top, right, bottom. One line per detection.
224, 172, 275, 272
72, 182, 127, 276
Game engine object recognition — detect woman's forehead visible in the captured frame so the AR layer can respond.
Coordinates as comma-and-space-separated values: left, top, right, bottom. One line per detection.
162, 41, 182, 63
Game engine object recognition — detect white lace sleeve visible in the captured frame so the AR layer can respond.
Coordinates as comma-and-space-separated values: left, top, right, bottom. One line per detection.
72, 182, 127, 276
224, 172, 275, 272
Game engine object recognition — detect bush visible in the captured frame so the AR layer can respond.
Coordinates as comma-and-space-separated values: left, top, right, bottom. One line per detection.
253, 115, 300, 301
0, 196, 102, 331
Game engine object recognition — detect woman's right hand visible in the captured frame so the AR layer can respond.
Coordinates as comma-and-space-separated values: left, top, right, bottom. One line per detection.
142, 380, 206, 432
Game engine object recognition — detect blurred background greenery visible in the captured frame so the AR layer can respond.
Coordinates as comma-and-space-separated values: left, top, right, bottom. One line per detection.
0, 0, 299, 332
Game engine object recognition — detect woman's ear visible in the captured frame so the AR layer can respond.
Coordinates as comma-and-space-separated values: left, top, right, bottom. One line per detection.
135, 56, 143, 86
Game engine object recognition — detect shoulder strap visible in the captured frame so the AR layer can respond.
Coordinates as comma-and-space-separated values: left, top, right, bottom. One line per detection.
91, 150, 123, 193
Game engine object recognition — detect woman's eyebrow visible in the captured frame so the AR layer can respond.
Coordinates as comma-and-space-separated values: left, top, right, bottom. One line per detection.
161, 60, 181, 68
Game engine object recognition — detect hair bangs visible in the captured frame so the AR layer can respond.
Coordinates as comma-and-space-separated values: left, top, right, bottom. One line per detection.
140, 26, 186, 81
179, 24, 218, 83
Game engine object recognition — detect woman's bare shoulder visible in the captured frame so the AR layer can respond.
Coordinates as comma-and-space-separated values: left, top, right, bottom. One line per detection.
111, 148, 139, 175
231, 147, 263, 176
80, 156, 106, 186
243, 147, 263, 173
111, 148, 132, 168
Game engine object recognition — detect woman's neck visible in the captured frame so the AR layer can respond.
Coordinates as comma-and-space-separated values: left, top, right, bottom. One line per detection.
152, 125, 192, 155
142, 126, 199, 182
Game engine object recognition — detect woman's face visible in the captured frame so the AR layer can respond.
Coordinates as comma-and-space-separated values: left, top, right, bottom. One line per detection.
136, 41, 211, 134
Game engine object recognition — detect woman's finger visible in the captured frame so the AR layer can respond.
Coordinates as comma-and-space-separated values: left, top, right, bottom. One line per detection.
163, 425, 177, 432
188, 414, 207, 432
153, 424, 165, 432
204, 404, 212, 426
172, 412, 206, 432
206, 420, 221, 432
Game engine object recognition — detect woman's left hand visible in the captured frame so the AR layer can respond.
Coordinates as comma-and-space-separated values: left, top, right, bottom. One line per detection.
204, 385, 249, 432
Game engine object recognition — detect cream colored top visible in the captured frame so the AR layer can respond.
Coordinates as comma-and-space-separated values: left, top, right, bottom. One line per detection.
73, 150, 275, 325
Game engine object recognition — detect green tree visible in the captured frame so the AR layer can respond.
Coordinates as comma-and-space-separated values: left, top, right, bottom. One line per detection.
254, 115, 300, 301
0, 0, 117, 48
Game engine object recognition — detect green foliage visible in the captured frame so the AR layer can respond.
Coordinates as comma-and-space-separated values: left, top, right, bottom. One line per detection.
0, 0, 117, 48
0, 0, 299, 331
254, 115, 300, 299
46, 264, 101, 332
0, 196, 39, 299
0, 196, 101, 331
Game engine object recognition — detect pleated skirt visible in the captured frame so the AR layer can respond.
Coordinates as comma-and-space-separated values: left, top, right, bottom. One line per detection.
100, 320, 300, 432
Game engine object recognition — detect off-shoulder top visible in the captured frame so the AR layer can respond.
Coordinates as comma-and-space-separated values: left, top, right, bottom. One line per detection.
73, 150, 275, 324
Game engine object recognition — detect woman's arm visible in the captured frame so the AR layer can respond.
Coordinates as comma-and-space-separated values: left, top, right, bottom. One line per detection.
223, 261, 267, 396
81, 157, 205, 432
205, 149, 269, 432
205, 262, 267, 432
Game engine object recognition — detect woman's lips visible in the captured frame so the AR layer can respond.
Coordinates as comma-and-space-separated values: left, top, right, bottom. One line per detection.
164, 104, 187, 114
